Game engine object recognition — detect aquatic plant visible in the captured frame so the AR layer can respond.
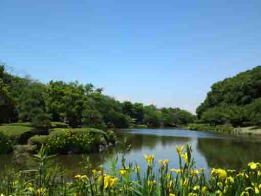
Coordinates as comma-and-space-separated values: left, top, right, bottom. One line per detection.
0, 145, 260, 195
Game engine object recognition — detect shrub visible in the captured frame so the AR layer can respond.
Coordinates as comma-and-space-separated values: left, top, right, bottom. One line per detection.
46, 128, 111, 154
187, 123, 234, 133
0, 132, 13, 154
32, 113, 51, 130
28, 135, 49, 146
132, 124, 148, 129
105, 130, 117, 143
51, 121, 68, 128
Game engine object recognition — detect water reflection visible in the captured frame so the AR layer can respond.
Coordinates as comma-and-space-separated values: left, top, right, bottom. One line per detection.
197, 138, 261, 169
0, 128, 260, 176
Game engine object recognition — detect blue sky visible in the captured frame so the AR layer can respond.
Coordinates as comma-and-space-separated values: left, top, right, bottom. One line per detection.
1, 0, 261, 113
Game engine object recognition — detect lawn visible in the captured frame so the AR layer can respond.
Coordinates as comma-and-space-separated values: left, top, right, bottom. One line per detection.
49, 127, 106, 135
0, 123, 33, 140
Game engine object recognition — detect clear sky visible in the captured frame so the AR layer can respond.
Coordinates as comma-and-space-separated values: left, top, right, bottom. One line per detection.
1, 0, 261, 113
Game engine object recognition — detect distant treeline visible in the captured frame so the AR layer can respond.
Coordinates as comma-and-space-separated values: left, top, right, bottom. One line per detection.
196, 66, 261, 126
0, 65, 195, 128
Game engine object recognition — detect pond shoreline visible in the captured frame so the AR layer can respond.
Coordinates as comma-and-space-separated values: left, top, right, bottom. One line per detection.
184, 123, 261, 137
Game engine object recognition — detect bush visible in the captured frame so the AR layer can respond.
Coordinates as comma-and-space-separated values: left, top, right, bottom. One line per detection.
51, 122, 68, 128
105, 130, 117, 143
215, 124, 234, 133
0, 132, 13, 154
32, 113, 51, 130
187, 123, 234, 133
105, 111, 131, 128
187, 123, 215, 131
28, 135, 49, 147
132, 124, 148, 129
46, 128, 111, 154
201, 106, 248, 126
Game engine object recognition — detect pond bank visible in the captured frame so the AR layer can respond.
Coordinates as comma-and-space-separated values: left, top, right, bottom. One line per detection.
0, 144, 260, 196
0, 123, 117, 155
1, 128, 261, 178
186, 123, 261, 137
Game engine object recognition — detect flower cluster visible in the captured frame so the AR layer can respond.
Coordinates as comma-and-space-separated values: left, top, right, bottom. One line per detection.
0, 145, 260, 196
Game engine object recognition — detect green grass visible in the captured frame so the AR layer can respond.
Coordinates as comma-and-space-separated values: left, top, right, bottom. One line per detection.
50, 127, 106, 136
131, 124, 148, 129
187, 123, 261, 136
0, 122, 69, 139
0, 124, 33, 140
187, 123, 234, 134
2, 122, 32, 127
233, 126, 261, 136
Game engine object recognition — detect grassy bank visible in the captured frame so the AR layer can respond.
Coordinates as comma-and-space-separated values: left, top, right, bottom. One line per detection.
233, 126, 261, 136
0, 123, 116, 154
0, 123, 33, 140
0, 145, 260, 195
186, 123, 261, 136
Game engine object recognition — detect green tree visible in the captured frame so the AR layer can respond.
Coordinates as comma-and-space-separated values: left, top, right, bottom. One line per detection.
197, 66, 261, 126
143, 105, 162, 127
46, 81, 85, 127
122, 102, 145, 124
0, 65, 17, 123
161, 107, 194, 126
246, 98, 261, 125
32, 113, 51, 130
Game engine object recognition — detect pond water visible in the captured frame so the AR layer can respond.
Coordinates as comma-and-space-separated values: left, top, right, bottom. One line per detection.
1, 128, 261, 177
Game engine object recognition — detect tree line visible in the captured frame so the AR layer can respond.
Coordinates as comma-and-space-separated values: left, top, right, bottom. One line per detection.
196, 66, 261, 126
0, 65, 195, 128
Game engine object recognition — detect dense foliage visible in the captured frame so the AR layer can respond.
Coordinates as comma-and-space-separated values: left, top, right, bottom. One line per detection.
0, 66, 17, 123
0, 65, 194, 128
197, 66, 261, 126
45, 128, 115, 154
0, 132, 13, 154
0, 145, 260, 195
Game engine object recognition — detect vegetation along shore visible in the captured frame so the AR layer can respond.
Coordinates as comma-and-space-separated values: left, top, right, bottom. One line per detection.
0, 145, 260, 195
0, 65, 261, 155
0, 64, 194, 154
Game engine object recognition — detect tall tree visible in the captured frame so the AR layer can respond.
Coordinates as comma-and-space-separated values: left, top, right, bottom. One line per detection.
0, 65, 17, 123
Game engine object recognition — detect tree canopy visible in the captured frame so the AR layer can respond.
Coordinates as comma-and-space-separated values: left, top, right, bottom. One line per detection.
197, 66, 261, 126
0, 65, 195, 128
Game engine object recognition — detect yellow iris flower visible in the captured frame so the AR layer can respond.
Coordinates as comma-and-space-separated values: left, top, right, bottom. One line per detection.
104, 175, 118, 189
159, 159, 169, 166
119, 169, 128, 176
181, 153, 189, 164
74, 174, 82, 179
144, 155, 154, 164
147, 180, 156, 186
248, 162, 258, 170
211, 168, 227, 180
176, 145, 185, 156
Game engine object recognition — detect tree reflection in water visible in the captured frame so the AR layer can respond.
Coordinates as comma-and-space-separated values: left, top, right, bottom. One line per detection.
1, 128, 261, 176
197, 138, 261, 169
